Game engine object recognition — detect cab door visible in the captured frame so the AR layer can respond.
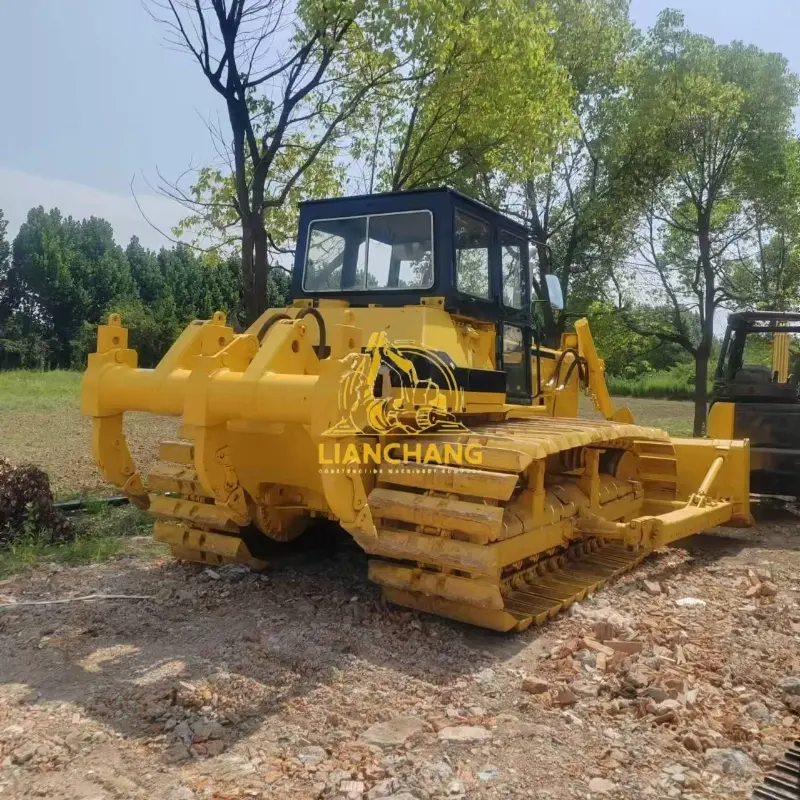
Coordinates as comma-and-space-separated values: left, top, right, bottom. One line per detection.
497, 229, 532, 405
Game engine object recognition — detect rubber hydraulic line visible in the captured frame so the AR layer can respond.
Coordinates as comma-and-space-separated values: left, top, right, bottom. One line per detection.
296, 306, 329, 358
54, 496, 130, 512
255, 312, 292, 342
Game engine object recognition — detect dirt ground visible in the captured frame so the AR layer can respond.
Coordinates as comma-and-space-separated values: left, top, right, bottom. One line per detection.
0, 409, 177, 497
1, 514, 799, 800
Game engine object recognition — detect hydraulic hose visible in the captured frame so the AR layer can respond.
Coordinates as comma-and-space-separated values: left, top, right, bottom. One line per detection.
296, 306, 329, 359
255, 312, 292, 342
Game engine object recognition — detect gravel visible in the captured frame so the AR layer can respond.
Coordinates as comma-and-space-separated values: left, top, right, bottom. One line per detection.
0, 516, 798, 799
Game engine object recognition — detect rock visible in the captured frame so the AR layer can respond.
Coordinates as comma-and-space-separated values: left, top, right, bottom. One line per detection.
191, 717, 224, 741
606, 639, 643, 655
169, 788, 196, 800
297, 745, 327, 766
437, 725, 492, 743
204, 739, 225, 757
203, 569, 221, 580
163, 744, 191, 763
361, 717, 426, 747
583, 638, 614, 657
705, 748, 757, 777
575, 649, 597, 669
642, 687, 668, 703
521, 677, 549, 695
760, 581, 778, 597
172, 721, 193, 745
367, 779, 398, 799
675, 597, 706, 608
217, 564, 251, 582
496, 719, 550, 739
12, 743, 36, 764
778, 677, 800, 696
655, 699, 682, 714
477, 766, 500, 781
682, 733, 703, 752
474, 668, 495, 684
554, 686, 579, 706
745, 701, 770, 721
374, 794, 419, 800
588, 777, 615, 793
594, 621, 616, 642
419, 761, 453, 784
562, 711, 583, 726
625, 667, 651, 689
340, 780, 365, 795
643, 580, 662, 595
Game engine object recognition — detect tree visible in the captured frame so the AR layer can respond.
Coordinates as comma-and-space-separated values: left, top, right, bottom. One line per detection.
349, 0, 572, 196
496, 0, 653, 344
727, 140, 800, 310
149, 0, 402, 323
610, 11, 800, 434
7, 209, 136, 367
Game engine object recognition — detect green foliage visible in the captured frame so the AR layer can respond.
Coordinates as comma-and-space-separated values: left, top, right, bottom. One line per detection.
0, 504, 155, 578
349, 0, 573, 193
606, 362, 712, 401
587, 302, 690, 377
0, 205, 285, 370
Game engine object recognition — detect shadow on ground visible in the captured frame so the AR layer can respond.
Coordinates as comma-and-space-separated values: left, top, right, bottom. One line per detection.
2, 505, 798, 764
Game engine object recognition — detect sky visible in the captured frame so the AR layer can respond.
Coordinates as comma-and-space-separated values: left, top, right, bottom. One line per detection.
0, 0, 798, 250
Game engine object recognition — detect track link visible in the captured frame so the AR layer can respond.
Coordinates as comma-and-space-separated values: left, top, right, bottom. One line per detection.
146, 438, 267, 570
365, 416, 671, 631
752, 741, 800, 800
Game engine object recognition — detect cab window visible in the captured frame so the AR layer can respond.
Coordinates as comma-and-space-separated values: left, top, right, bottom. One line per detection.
303, 211, 433, 292
503, 324, 528, 399
455, 211, 490, 299
501, 231, 524, 309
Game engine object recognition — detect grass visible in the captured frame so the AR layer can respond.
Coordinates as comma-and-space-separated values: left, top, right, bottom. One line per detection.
606, 362, 712, 402
0, 370, 82, 411
0, 504, 162, 579
615, 396, 695, 437
0, 370, 177, 497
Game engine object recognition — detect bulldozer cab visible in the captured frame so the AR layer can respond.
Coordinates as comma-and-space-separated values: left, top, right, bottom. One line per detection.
292, 187, 535, 403
714, 311, 800, 404
710, 311, 800, 497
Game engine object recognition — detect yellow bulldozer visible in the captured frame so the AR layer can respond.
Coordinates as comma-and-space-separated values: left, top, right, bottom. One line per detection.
81, 188, 751, 632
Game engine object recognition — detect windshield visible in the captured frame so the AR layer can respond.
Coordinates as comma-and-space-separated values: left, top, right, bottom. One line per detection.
303, 210, 434, 292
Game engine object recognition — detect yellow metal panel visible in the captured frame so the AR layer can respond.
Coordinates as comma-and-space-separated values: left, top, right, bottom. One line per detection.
148, 495, 239, 533
773, 332, 790, 383
368, 561, 504, 608
158, 440, 195, 464
353, 527, 501, 577
706, 402, 735, 439
648, 501, 735, 549
148, 464, 210, 497
377, 462, 519, 501
382, 588, 531, 632
670, 437, 750, 523
368, 487, 504, 542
